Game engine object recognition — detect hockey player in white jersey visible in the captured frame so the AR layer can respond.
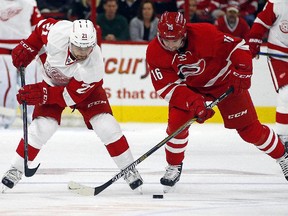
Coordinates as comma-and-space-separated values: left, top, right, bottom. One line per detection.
1, 19, 143, 192
246, 0, 288, 168
0, 0, 43, 128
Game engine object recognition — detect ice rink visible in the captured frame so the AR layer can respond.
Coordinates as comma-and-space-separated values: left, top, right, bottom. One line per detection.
1, 123, 288, 216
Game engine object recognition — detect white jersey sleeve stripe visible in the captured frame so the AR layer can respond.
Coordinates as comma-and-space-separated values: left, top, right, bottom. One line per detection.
62, 88, 76, 106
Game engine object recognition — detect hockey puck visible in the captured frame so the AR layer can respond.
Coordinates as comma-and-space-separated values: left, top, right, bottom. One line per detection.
153, 194, 164, 199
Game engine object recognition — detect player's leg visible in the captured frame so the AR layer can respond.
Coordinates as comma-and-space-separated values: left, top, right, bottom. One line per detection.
160, 106, 193, 192
78, 86, 143, 190
218, 90, 288, 180
1, 104, 63, 190
0, 55, 18, 129
268, 58, 288, 145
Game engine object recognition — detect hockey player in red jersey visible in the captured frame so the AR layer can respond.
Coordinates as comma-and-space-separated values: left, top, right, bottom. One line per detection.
1, 19, 143, 192
247, 0, 288, 149
146, 12, 288, 193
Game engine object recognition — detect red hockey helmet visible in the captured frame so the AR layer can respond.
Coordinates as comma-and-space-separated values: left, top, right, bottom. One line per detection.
157, 12, 187, 40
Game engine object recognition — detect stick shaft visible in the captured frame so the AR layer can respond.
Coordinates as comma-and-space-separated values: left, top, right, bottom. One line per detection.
92, 86, 234, 195
19, 66, 40, 177
258, 52, 288, 59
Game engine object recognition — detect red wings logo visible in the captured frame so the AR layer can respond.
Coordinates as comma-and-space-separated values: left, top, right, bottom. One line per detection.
0, 7, 22, 21
44, 62, 71, 86
279, 21, 288, 34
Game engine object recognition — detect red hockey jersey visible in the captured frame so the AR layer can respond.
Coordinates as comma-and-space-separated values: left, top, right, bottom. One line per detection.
146, 23, 250, 110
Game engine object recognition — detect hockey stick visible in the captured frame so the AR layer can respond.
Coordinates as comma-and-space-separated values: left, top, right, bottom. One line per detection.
258, 52, 288, 59
19, 66, 40, 177
68, 86, 234, 196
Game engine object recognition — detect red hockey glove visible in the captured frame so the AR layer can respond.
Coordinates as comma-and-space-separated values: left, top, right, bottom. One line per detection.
12, 40, 38, 68
229, 68, 252, 95
247, 38, 262, 58
17, 83, 49, 105
190, 98, 215, 124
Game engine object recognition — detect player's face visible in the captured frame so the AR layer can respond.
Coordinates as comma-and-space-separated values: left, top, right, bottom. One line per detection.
162, 38, 183, 51
70, 44, 93, 61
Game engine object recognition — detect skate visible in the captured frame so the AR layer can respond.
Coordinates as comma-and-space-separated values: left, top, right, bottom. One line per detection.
277, 152, 288, 181
277, 136, 288, 181
280, 135, 288, 146
124, 168, 143, 192
1, 167, 23, 192
160, 163, 183, 193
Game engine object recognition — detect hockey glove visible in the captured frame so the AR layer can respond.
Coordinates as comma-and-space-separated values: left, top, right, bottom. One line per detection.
247, 38, 262, 58
12, 40, 38, 68
190, 98, 215, 124
229, 67, 252, 95
17, 82, 49, 105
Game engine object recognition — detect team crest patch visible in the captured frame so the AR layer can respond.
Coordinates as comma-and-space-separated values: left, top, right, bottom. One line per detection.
0, 7, 22, 21
279, 20, 288, 33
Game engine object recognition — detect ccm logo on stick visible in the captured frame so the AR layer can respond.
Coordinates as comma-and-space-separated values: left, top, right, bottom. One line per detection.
228, 109, 248, 119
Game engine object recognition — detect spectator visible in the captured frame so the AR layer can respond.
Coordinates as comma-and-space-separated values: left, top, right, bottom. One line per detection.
206, 0, 227, 20
97, 0, 130, 41
214, 1, 250, 38
207, 0, 258, 27
67, 0, 100, 21
238, 0, 258, 27
117, 0, 142, 24
129, 0, 159, 41
151, 0, 178, 16
193, 0, 214, 23
36, 0, 72, 19
188, 0, 212, 23
0, 0, 43, 129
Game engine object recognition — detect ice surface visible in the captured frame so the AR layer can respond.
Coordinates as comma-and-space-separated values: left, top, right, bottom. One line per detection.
1, 123, 288, 216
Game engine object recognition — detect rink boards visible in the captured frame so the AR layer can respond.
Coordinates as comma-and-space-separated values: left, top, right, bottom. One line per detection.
64, 43, 275, 123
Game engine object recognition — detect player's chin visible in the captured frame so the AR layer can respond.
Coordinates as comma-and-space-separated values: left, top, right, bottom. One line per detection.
76, 55, 88, 61
166, 46, 178, 52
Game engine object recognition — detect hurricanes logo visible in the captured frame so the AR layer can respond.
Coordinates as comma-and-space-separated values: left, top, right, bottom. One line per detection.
179, 59, 206, 78
279, 20, 288, 33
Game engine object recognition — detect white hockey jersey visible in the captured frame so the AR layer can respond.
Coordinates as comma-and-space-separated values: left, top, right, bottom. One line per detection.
27, 18, 105, 106
0, 0, 42, 50
253, 0, 288, 56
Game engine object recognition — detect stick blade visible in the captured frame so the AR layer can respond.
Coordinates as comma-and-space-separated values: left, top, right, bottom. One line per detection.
68, 181, 95, 196
24, 163, 40, 177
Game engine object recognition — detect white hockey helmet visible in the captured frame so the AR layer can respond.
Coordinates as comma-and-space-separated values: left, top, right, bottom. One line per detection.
69, 19, 96, 48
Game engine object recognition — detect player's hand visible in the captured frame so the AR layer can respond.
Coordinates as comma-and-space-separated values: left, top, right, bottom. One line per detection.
247, 38, 262, 58
12, 40, 38, 68
229, 67, 252, 95
190, 98, 215, 124
17, 83, 49, 105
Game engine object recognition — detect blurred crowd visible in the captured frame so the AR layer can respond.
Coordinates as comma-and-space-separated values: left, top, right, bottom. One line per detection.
35, 0, 267, 42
